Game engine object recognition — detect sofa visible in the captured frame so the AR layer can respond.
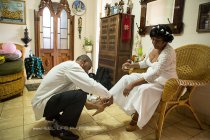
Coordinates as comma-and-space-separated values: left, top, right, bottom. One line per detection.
0, 43, 25, 101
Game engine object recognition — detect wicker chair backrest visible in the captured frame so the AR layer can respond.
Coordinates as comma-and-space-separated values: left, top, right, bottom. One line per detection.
175, 44, 210, 80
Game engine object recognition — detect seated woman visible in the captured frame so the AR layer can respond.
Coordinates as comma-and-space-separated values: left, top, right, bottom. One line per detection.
108, 24, 177, 131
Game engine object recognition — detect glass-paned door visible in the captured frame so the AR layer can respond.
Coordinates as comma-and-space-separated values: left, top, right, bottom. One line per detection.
34, 0, 74, 73
41, 7, 54, 49
58, 10, 68, 49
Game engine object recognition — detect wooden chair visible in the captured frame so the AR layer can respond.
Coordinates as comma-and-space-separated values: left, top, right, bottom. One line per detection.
0, 43, 25, 101
130, 44, 210, 140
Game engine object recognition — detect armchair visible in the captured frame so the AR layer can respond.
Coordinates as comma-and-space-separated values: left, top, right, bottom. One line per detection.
0, 43, 25, 101
130, 44, 210, 140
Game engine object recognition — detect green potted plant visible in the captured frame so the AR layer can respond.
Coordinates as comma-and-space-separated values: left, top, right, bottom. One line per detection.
83, 37, 93, 53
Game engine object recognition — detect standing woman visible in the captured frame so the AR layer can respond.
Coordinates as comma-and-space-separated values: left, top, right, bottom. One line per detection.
109, 24, 177, 131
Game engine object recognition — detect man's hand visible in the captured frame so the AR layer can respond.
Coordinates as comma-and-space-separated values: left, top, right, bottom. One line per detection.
100, 96, 113, 106
106, 96, 113, 106
91, 96, 113, 116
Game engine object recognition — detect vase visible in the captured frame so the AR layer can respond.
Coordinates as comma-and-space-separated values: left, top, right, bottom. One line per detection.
84, 45, 93, 53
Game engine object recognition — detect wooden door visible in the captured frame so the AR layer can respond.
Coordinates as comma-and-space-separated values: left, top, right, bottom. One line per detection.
34, 0, 74, 73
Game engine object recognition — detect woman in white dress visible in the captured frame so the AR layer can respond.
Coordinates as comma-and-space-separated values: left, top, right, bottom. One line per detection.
109, 24, 177, 131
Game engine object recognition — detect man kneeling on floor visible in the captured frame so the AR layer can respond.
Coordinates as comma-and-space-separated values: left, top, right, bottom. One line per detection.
31, 55, 112, 140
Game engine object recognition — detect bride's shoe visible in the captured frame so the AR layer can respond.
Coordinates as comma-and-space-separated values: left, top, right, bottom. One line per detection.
126, 121, 137, 132
126, 112, 138, 132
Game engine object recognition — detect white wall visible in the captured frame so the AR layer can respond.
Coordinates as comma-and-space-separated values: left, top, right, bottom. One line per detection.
102, 0, 210, 51
0, 0, 97, 70
191, 85, 210, 125
83, 0, 98, 72
105, 0, 209, 51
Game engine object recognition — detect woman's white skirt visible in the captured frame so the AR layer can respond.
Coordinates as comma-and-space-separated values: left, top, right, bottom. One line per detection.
109, 73, 163, 129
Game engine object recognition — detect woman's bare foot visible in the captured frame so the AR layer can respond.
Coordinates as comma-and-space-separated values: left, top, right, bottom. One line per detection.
85, 98, 106, 116
92, 99, 107, 116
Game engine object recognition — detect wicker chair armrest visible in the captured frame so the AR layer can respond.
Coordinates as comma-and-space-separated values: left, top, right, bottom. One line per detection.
162, 78, 210, 102
129, 68, 147, 74
162, 78, 180, 101
175, 79, 210, 86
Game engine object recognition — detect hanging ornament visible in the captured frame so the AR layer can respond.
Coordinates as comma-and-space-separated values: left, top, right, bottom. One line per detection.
21, 27, 32, 47
78, 17, 82, 39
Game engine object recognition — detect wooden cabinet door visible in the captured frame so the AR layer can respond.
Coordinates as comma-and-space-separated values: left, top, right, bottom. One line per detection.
99, 14, 134, 84
107, 15, 120, 53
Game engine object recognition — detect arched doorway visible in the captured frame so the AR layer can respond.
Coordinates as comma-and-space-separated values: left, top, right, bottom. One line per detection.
34, 0, 74, 73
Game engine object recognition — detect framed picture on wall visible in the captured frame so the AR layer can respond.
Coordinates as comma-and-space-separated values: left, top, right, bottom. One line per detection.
197, 2, 210, 32
0, 0, 26, 25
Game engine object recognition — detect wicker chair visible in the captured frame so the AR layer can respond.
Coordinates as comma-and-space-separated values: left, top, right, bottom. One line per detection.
0, 43, 25, 101
130, 44, 210, 140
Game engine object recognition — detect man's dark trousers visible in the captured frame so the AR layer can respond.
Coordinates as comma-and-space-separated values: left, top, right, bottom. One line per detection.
43, 89, 87, 127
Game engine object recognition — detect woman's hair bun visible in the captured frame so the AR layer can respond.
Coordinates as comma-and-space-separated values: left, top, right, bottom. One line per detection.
150, 24, 174, 43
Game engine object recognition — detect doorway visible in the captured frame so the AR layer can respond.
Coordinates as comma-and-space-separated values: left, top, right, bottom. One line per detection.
34, 0, 74, 73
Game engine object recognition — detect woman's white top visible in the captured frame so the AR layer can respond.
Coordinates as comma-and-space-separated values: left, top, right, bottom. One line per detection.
139, 44, 177, 85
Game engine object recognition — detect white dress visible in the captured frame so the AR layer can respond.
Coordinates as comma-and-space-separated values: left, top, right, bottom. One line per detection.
109, 44, 177, 129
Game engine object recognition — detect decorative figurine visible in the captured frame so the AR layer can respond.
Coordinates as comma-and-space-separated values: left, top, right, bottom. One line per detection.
21, 27, 32, 47
118, 0, 124, 13
127, 0, 133, 14
105, 3, 111, 16
111, 2, 120, 15
114, 2, 119, 14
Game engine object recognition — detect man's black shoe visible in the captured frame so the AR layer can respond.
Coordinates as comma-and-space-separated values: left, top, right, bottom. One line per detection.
50, 129, 79, 140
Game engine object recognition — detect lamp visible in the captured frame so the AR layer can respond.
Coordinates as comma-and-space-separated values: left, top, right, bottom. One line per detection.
21, 27, 32, 47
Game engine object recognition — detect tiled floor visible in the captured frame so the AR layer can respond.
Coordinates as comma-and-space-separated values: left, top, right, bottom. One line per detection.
0, 79, 210, 140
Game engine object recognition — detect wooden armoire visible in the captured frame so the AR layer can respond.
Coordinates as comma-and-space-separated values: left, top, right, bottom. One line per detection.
34, 0, 74, 73
99, 13, 135, 84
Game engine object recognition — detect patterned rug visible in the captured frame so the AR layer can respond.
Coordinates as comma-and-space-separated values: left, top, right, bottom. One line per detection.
25, 83, 40, 91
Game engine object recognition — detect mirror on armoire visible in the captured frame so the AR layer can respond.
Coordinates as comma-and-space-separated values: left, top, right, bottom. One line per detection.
138, 0, 185, 35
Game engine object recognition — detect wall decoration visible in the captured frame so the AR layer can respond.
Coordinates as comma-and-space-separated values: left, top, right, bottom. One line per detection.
72, 0, 86, 16
0, 0, 26, 25
78, 17, 82, 39
21, 27, 32, 47
197, 2, 210, 32
122, 14, 131, 41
